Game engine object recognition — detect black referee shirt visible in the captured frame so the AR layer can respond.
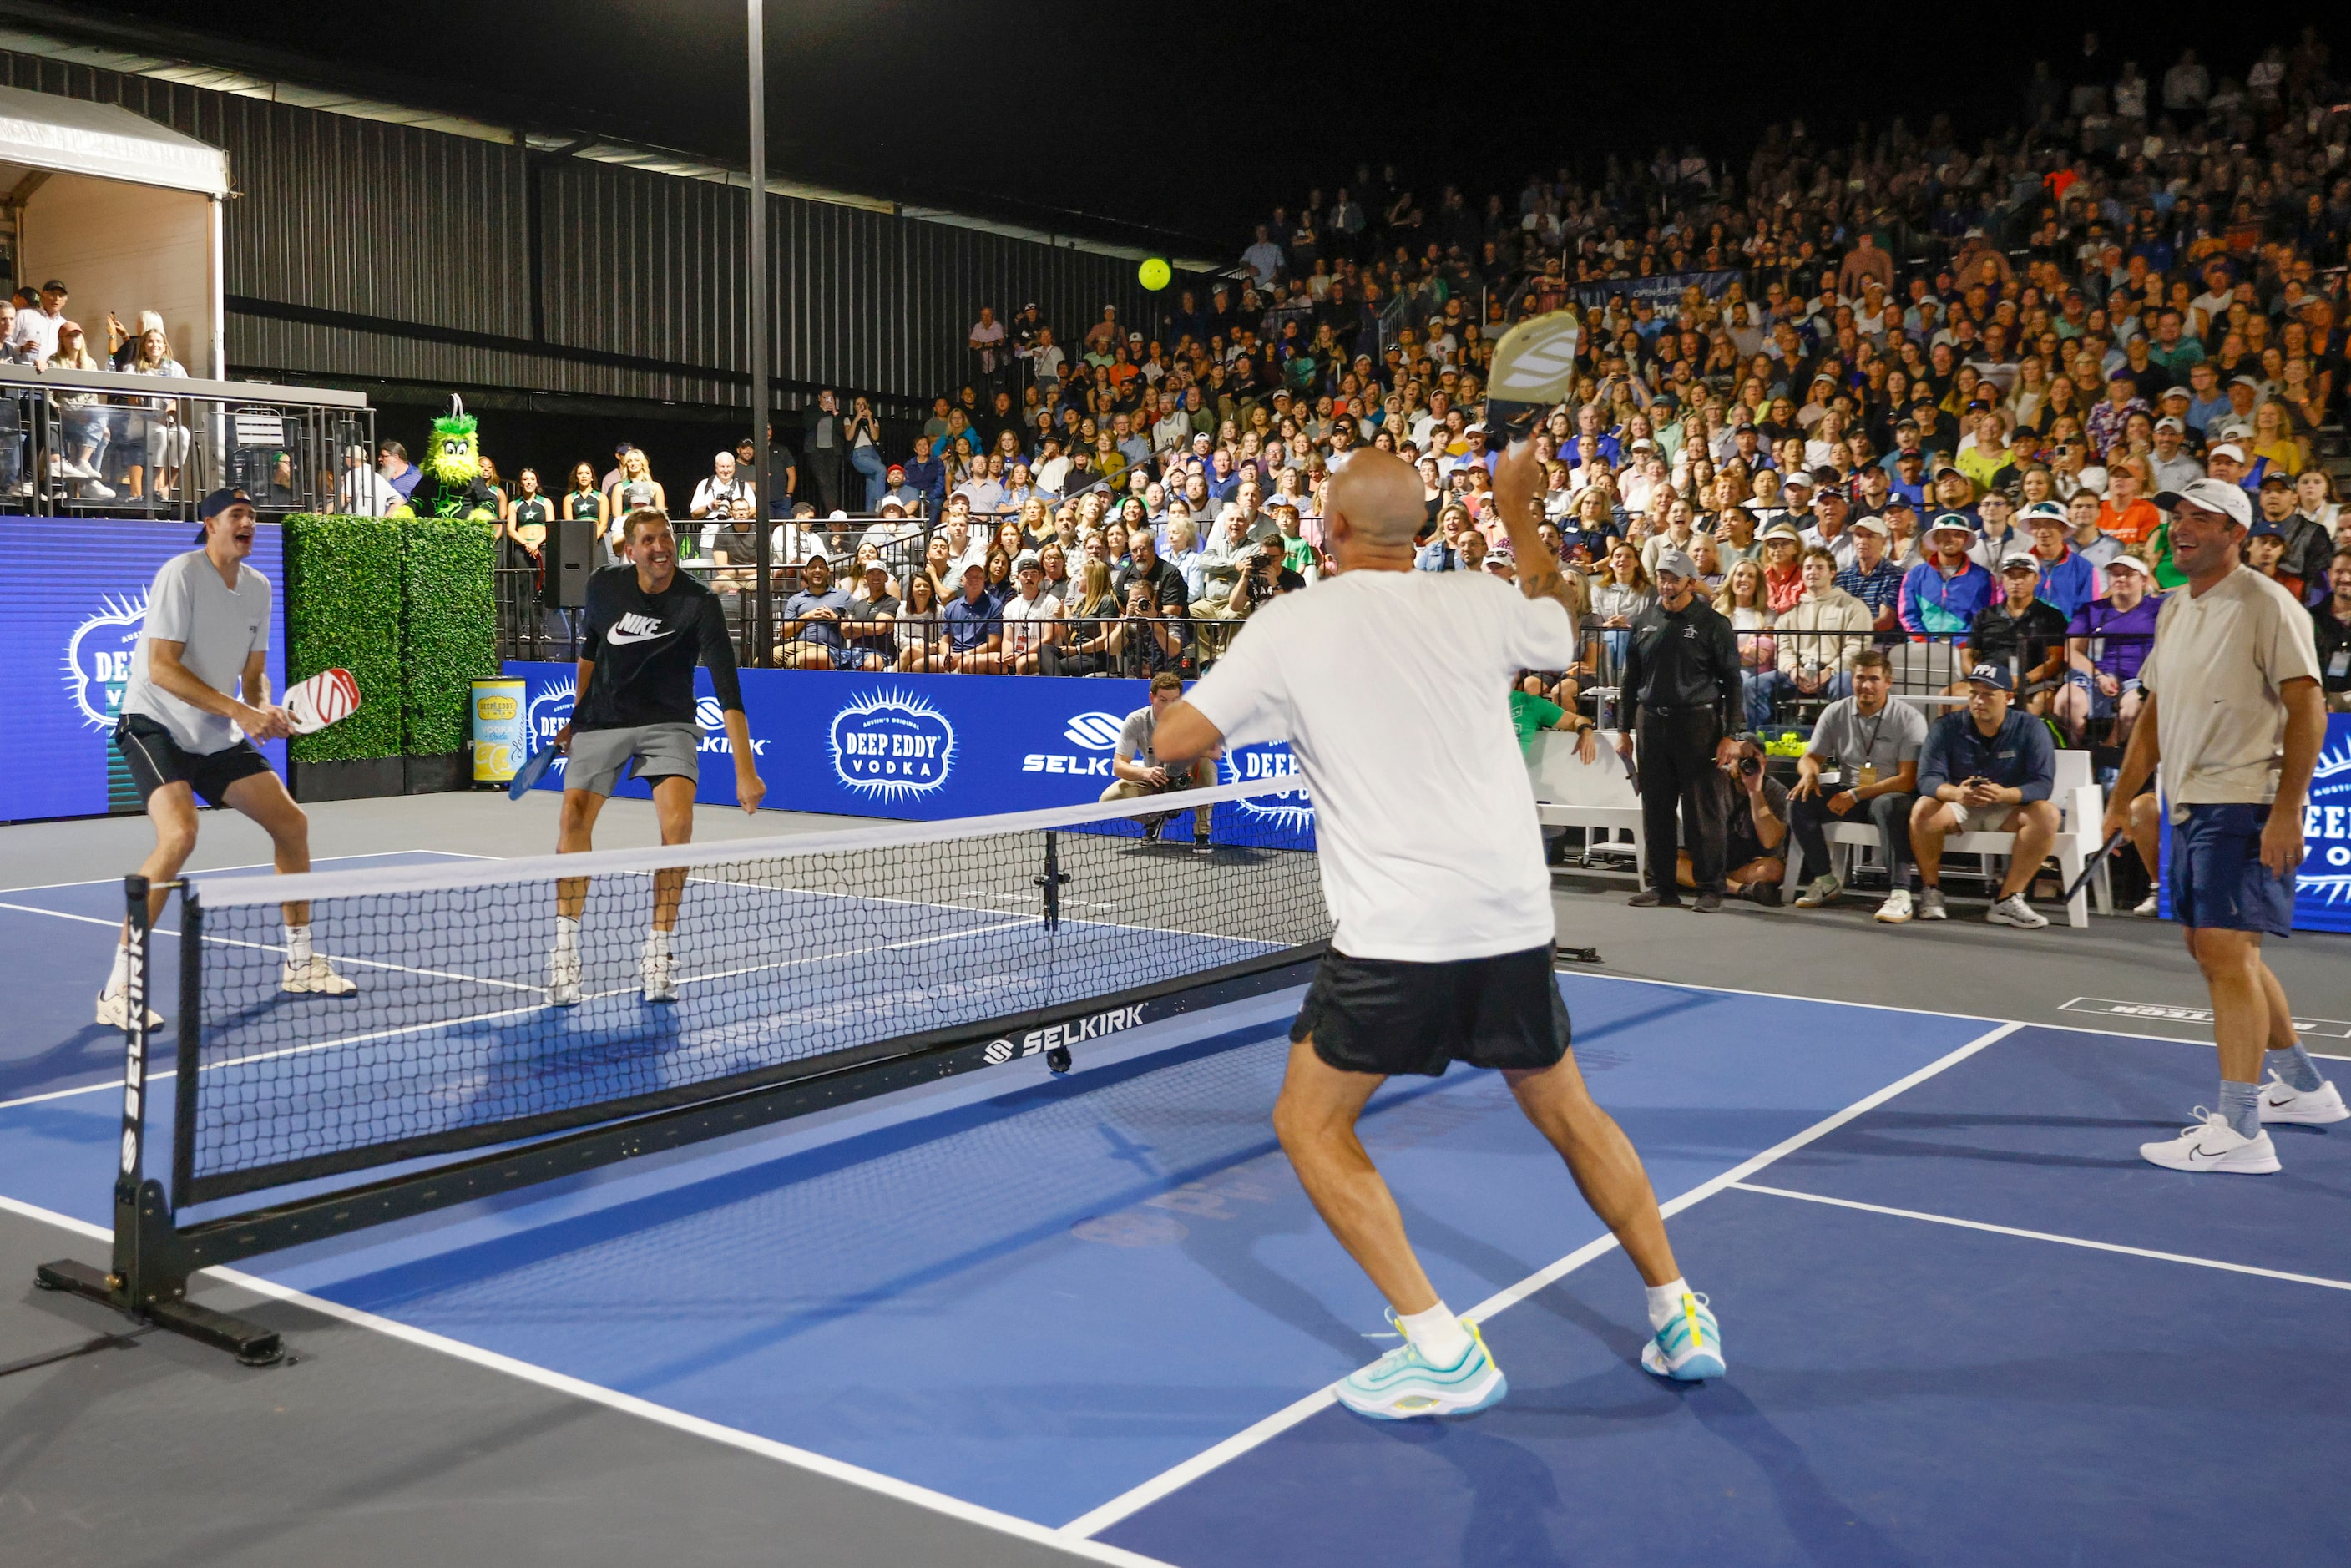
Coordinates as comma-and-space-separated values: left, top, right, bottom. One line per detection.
576, 565, 743, 731
1620, 596, 1742, 716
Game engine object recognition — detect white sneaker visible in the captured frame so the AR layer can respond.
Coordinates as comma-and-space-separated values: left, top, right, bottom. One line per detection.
1794, 873, 1843, 908
641, 943, 677, 1004
80, 478, 118, 500
1916, 888, 1947, 921
56, 455, 94, 479
280, 955, 357, 995
2139, 1109, 2280, 1174
548, 946, 582, 1006
1873, 888, 1913, 923
2133, 891, 2159, 917
94, 989, 164, 1032
1335, 1315, 1508, 1419
1986, 893, 2048, 929
2260, 1075, 2350, 1125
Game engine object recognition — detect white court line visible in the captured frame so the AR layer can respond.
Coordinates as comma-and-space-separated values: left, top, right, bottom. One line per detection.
1582, 969, 2351, 1060
1058, 1020, 2024, 1539
0, 1191, 1180, 1568
1728, 1181, 2351, 1292
0, 849, 495, 898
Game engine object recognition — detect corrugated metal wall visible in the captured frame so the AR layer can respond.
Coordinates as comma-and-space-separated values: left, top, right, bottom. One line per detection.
0, 48, 1181, 415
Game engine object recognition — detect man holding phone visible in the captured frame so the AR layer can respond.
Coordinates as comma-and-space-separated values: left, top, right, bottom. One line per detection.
1903, 662, 2060, 928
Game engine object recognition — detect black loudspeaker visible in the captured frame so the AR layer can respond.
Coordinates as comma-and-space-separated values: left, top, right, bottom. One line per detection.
553, 517, 597, 608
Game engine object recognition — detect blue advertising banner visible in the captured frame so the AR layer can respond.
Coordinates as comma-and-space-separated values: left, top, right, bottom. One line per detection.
503, 661, 1314, 847
3, 521, 286, 823
1570, 268, 1742, 312
2156, 714, 2351, 936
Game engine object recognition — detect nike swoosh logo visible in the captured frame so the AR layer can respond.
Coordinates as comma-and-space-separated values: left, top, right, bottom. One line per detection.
604, 625, 676, 645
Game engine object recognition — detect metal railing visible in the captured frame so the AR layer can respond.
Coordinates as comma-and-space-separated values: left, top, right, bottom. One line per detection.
0, 362, 373, 518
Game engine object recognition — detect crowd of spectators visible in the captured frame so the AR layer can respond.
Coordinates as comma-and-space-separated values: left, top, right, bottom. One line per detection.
445, 36, 2351, 737
2, 280, 195, 503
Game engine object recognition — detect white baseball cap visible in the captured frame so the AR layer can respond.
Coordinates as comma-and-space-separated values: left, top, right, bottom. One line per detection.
2154, 475, 2252, 528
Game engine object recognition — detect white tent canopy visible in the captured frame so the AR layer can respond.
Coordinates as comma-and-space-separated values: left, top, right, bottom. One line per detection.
2, 85, 226, 377
0, 83, 227, 196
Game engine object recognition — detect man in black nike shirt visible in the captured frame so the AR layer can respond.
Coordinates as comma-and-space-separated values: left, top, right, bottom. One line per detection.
549, 508, 767, 1004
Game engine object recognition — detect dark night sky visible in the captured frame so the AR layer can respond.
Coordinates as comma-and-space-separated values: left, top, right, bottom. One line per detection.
56, 3, 2351, 251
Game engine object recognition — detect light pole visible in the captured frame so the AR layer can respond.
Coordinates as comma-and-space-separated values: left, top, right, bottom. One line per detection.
747, 0, 774, 666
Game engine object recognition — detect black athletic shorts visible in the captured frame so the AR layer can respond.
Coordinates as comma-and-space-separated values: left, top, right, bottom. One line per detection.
1290, 943, 1571, 1077
114, 713, 274, 807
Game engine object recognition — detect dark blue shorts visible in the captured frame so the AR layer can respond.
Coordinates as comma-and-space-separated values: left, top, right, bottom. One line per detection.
2168, 803, 2296, 937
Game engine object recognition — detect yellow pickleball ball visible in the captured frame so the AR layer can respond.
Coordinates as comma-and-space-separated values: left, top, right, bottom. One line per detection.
1138, 257, 1172, 291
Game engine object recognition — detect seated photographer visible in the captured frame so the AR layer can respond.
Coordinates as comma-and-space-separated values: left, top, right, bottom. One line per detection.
1902, 662, 2060, 930
1100, 672, 1214, 849
1673, 732, 1789, 906
1787, 648, 1927, 918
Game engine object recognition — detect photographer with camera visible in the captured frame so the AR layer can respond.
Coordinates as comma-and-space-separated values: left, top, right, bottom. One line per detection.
1660, 731, 1790, 904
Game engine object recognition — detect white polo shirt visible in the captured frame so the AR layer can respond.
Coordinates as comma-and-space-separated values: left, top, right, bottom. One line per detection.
1186, 570, 1578, 962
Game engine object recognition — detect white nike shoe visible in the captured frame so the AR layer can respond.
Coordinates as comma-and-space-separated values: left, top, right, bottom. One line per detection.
2139, 1109, 2280, 1175
1794, 873, 1843, 909
1873, 888, 1914, 923
280, 955, 357, 995
1985, 893, 2048, 929
1916, 888, 1948, 921
94, 989, 164, 1032
80, 478, 118, 500
641, 943, 677, 1004
2133, 890, 2160, 918
2260, 1075, 2349, 1126
547, 946, 582, 1007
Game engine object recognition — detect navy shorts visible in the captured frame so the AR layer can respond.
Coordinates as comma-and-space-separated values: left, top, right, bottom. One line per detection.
2168, 803, 2295, 937
1291, 944, 1572, 1077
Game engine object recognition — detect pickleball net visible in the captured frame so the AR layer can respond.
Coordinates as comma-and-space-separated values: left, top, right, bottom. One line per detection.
174, 776, 1329, 1211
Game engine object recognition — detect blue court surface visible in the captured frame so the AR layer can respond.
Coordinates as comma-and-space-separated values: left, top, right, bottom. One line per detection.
5, 856, 2349, 1565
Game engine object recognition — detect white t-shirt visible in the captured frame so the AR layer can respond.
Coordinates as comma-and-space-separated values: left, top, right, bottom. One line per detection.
2138, 565, 2323, 812
1185, 570, 1577, 962
121, 550, 273, 754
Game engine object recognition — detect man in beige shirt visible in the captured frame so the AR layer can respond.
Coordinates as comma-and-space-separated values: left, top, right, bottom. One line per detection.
2107, 478, 2334, 1176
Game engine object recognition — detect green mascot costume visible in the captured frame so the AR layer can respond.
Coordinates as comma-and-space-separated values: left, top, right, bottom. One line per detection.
414, 397, 501, 521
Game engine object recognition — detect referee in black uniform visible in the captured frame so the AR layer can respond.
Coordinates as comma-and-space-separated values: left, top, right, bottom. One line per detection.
1614, 547, 1743, 911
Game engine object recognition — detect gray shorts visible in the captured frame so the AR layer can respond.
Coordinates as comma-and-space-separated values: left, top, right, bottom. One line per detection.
565, 722, 700, 797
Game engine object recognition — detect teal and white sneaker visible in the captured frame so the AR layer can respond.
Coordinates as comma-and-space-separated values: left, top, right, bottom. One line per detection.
1334, 1314, 1508, 1420
1641, 1292, 1726, 1382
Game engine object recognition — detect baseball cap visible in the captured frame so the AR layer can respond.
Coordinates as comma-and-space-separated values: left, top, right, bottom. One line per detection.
2154, 415, 2185, 433
1814, 486, 1848, 506
2246, 517, 2283, 539
1933, 462, 1964, 480
827, 508, 849, 520
1998, 549, 2040, 572
2205, 443, 2248, 465
2154, 475, 2253, 527
197, 486, 253, 520
861, 559, 891, 576
2158, 385, 2191, 402
2260, 469, 2293, 489
879, 495, 907, 513
1883, 493, 1918, 513
1964, 661, 2015, 691
1850, 514, 1890, 537
961, 559, 988, 575
1928, 512, 1976, 536
2231, 374, 2262, 389
886, 462, 907, 477
1782, 470, 1815, 490
1653, 547, 1699, 581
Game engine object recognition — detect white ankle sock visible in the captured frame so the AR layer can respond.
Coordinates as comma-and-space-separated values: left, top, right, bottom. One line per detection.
284, 923, 314, 966
554, 915, 580, 953
1397, 1302, 1473, 1367
645, 928, 672, 959
1646, 1277, 1692, 1332
104, 941, 131, 998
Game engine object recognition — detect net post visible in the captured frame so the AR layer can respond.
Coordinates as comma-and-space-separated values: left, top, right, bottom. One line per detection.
112, 876, 154, 1269
171, 888, 202, 1211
